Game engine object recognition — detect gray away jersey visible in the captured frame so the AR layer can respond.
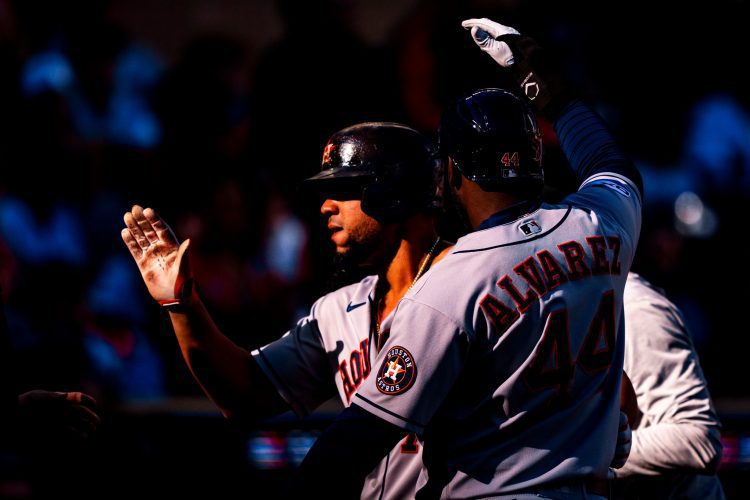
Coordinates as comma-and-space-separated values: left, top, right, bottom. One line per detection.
354, 173, 642, 498
251, 275, 422, 500
617, 273, 725, 499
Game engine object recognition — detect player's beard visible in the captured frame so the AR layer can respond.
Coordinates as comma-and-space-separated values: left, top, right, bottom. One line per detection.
329, 224, 400, 288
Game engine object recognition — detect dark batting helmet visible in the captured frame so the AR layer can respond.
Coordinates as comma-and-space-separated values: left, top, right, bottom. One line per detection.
439, 88, 543, 193
303, 122, 442, 222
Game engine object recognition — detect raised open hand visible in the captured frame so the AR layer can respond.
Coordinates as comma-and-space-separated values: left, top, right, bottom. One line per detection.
121, 205, 192, 305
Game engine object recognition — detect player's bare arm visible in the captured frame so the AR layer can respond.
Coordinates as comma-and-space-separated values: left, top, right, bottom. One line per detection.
121, 205, 287, 421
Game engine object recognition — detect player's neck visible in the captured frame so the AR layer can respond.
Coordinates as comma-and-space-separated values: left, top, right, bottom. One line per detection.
378, 214, 439, 316
460, 182, 526, 230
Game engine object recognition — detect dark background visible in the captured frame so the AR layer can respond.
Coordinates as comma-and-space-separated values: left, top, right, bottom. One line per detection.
0, 0, 748, 497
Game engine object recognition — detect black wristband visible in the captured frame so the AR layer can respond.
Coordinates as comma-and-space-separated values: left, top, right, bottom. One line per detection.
499, 34, 575, 121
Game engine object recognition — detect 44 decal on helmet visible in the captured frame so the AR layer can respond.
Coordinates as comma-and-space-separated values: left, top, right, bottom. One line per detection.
500, 152, 520, 167
376, 346, 417, 395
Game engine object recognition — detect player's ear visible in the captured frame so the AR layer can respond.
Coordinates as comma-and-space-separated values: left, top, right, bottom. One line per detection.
448, 157, 462, 191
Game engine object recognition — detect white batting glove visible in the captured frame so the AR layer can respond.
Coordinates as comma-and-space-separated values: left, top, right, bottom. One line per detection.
461, 17, 573, 117
461, 18, 520, 68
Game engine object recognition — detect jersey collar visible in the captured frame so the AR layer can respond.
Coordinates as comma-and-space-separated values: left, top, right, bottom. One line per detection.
476, 199, 541, 231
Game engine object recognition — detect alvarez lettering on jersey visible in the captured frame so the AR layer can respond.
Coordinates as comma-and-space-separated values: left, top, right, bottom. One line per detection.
481, 235, 621, 335
339, 339, 371, 403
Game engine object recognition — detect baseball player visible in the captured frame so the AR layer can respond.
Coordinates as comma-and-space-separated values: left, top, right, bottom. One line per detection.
613, 273, 725, 499
292, 18, 643, 499
121, 122, 451, 499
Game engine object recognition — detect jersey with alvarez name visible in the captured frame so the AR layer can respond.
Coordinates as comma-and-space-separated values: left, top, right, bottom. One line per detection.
251, 275, 422, 500
354, 172, 642, 497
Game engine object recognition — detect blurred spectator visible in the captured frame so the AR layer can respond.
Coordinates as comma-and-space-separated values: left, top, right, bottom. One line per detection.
634, 94, 750, 206
245, 185, 311, 341
685, 94, 750, 196
154, 35, 251, 215
83, 255, 165, 402
250, 0, 405, 194
18, 5, 162, 149
177, 177, 310, 350
0, 193, 87, 268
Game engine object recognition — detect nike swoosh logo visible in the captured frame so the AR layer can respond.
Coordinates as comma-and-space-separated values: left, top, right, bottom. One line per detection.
346, 301, 367, 313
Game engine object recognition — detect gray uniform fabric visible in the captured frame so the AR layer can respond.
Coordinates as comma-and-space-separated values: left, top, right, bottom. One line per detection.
354, 173, 642, 498
252, 276, 422, 500
615, 273, 725, 499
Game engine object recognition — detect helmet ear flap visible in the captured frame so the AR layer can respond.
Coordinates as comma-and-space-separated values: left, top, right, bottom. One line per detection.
361, 183, 390, 222
362, 173, 408, 223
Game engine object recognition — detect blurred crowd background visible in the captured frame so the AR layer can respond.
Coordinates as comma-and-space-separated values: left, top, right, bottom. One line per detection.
0, 0, 748, 497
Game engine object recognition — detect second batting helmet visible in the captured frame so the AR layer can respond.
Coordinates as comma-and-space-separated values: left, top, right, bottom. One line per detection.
303, 122, 442, 222
439, 88, 543, 192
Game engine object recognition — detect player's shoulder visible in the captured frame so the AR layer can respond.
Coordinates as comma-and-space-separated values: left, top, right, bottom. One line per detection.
311, 275, 378, 319
624, 273, 685, 327
404, 241, 509, 330
562, 172, 643, 217
623, 273, 691, 343
624, 272, 668, 306
448, 204, 574, 256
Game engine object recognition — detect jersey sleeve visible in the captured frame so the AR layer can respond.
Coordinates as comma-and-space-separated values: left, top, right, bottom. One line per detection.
564, 173, 642, 250
619, 283, 722, 477
554, 99, 642, 248
251, 298, 338, 417
553, 99, 643, 197
353, 298, 470, 434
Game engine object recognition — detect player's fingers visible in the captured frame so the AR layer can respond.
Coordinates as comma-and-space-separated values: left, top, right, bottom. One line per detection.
121, 228, 143, 258
143, 207, 178, 245
461, 18, 519, 38
132, 205, 159, 245
65, 397, 102, 427
69, 392, 98, 410
461, 18, 490, 30
471, 26, 493, 47
124, 212, 150, 250
461, 18, 498, 35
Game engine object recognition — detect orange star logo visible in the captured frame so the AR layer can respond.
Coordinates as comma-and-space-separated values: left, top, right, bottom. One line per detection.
322, 143, 335, 166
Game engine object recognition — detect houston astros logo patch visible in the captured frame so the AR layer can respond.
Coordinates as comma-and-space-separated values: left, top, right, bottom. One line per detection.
376, 346, 417, 395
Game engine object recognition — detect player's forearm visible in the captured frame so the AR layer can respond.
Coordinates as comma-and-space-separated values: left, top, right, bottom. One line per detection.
554, 100, 643, 196
168, 298, 268, 421
616, 422, 722, 477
